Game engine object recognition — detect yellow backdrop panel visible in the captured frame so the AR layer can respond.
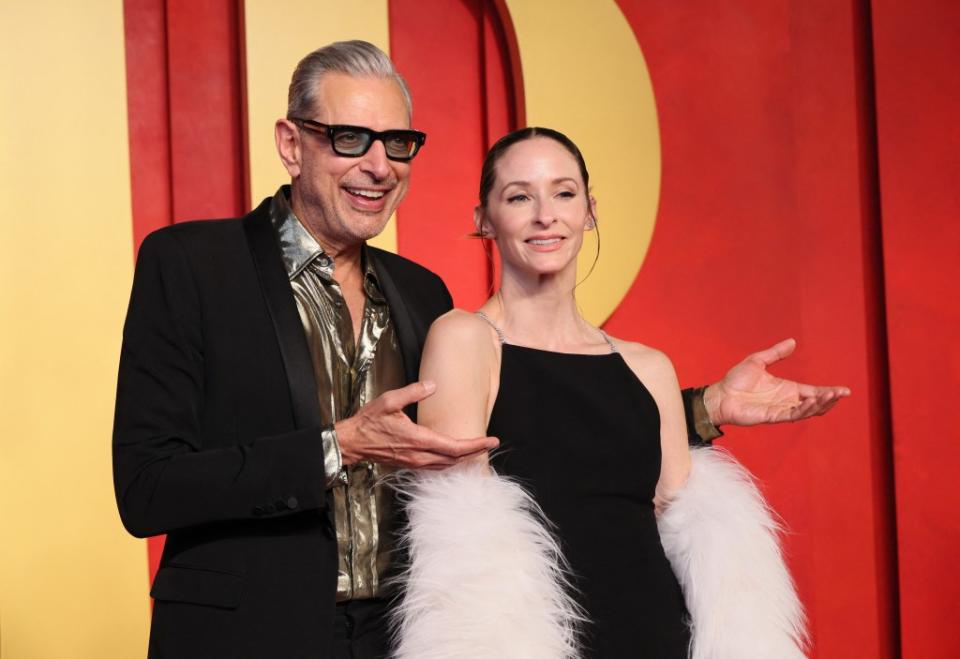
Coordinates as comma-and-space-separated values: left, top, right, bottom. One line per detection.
503, 0, 661, 325
244, 0, 397, 252
0, 1, 150, 657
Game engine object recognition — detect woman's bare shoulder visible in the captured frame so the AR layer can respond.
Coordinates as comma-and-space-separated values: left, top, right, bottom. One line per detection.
422, 309, 502, 369
427, 308, 497, 344
607, 336, 678, 387
608, 336, 672, 367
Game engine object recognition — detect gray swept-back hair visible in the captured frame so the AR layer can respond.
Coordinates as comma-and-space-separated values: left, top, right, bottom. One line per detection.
287, 40, 413, 120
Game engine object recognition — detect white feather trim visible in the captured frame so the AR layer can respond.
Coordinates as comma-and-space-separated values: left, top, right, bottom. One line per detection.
389, 463, 582, 659
658, 446, 809, 659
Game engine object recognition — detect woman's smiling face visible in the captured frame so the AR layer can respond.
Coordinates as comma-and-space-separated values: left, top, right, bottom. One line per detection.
478, 136, 595, 279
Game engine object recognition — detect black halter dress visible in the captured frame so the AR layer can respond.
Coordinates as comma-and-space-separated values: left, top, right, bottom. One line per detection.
481, 316, 691, 658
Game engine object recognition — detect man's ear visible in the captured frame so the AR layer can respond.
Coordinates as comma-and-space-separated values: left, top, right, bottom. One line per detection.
474, 205, 495, 238
275, 119, 302, 178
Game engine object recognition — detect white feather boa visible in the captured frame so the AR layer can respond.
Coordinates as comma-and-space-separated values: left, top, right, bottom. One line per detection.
391, 448, 807, 659
658, 446, 809, 658
389, 463, 582, 659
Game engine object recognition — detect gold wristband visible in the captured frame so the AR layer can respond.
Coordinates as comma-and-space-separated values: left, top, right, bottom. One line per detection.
692, 386, 724, 442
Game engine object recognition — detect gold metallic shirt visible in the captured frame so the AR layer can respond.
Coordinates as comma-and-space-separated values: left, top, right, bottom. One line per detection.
270, 187, 404, 601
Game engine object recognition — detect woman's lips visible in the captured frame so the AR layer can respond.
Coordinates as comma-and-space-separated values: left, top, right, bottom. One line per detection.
525, 236, 565, 252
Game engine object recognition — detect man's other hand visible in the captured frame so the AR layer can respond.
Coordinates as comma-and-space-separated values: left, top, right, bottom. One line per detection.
703, 338, 851, 427
335, 381, 499, 468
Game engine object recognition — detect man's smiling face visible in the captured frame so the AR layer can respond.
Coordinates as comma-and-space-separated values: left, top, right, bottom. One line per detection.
290, 72, 413, 251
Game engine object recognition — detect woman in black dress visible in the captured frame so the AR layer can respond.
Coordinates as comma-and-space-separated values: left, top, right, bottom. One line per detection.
416, 127, 690, 657
393, 127, 806, 659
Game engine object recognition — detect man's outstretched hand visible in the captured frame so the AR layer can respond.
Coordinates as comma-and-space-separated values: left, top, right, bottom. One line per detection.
335, 380, 499, 469
703, 338, 851, 427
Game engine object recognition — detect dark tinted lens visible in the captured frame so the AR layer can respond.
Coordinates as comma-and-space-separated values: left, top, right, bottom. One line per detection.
383, 133, 418, 159
332, 129, 371, 155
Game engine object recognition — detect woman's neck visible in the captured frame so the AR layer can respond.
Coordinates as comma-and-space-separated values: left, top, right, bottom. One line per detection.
485, 270, 604, 352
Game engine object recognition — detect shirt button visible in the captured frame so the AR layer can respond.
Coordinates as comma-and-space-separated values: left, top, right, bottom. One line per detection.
253, 506, 264, 516
264, 503, 276, 514
287, 496, 299, 509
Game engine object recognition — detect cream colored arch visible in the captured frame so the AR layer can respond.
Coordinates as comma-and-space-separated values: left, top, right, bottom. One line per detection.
0, 2, 149, 656
502, 0, 661, 326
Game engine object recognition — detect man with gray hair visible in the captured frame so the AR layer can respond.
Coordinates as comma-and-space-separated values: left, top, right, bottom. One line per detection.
113, 40, 846, 658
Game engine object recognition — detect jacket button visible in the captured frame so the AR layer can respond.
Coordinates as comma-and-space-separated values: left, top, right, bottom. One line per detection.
253, 506, 264, 516
274, 499, 287, 510
287, 496, 299, 510
264, 503, 275, 514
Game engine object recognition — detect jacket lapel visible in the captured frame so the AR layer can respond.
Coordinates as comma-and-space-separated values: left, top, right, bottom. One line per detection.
242, 202, 323, 430
368, 248, 425, 388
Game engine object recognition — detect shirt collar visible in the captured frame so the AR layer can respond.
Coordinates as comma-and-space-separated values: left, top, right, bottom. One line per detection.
270, 185, 333, 280
270, 186, 386, 303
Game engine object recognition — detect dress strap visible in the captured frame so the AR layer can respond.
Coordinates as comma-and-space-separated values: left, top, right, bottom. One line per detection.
598, 329, 619, 353
474, 311, 506, 345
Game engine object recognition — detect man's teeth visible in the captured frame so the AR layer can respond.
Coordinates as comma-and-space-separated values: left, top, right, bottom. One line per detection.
528, 238, 561, 245
348, 188, 385, 199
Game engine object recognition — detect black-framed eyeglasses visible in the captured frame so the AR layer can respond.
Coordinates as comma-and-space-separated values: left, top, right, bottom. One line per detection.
290, 118, 427, 162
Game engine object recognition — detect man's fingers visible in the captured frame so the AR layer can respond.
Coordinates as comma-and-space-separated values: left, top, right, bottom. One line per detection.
430, 433, 499, 457
379, 380, 437, 411
786, 397, 819, 422
409, 424, 499, 457
402, 447, 492, 470
786, 393, 844, 421
748, 338, 797, 368
815, 397, 841, 416
447, 435, 500, 456
399, 451, 459, 470
796, 382, 819, 398
797, 382, 852, 398
454, 447, 494, 463
758, 384, 850, 424
397, 446, 491, 470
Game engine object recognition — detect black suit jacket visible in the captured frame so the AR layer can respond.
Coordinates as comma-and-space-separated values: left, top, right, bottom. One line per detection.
113, 198, 452, 658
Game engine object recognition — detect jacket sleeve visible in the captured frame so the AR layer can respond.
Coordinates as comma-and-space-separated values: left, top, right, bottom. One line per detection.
681, 387, 724, 446
112, 230, 328, 539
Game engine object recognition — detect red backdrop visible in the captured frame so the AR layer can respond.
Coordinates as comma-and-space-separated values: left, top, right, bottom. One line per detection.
608, 2, 898, 656
871, 1, 960, 656
122, 1, 960, 656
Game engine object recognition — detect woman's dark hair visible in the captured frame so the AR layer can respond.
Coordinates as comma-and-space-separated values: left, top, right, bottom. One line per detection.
478, 127, 591, 207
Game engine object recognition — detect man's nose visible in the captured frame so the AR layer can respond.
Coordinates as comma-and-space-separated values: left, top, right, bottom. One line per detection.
358, 140, 392, 180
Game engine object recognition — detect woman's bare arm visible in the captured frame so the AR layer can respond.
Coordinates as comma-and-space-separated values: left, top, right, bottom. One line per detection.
417, 310, 500, 461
